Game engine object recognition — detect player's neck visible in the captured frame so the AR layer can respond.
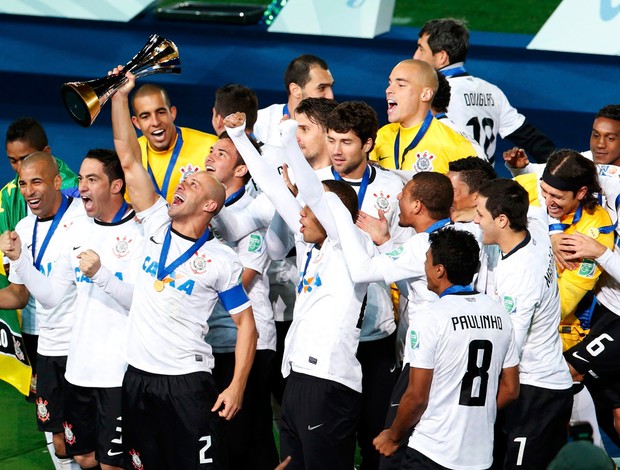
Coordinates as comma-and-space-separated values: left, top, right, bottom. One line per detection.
339, 161, 368, 179
225, 181, 244, 200
499, 230, 528, 256
401, 107, 431, 129
96, 197, 126, 223
171, 216, 211, 240
308, 153, 331, 170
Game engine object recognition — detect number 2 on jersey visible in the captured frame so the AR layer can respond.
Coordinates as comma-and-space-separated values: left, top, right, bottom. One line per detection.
459, 339, 493, 406
467, 117, 495, 155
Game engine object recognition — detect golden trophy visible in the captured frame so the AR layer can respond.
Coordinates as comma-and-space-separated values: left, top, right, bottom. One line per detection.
61, 34, 181, 127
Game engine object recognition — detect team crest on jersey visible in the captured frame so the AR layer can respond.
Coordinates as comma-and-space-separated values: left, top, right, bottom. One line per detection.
113, 236, 132, 258
410, 330, 420, 350
413, 151, 435, 173
190, 253, 211, 274
64, 422, 76, 445
300, 274, 322, 293
36, 398, 50, 422
373, 191, 391, 213
180, 163, 200, 182
13, 337, 25, 361
385, 246, 404, 260
503, 296, 516, 314
248, 234, 263, 253
578, 259, 596, 278
129, 449, 144, 469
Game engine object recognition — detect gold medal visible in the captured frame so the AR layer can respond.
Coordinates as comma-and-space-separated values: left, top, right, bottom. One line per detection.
154, 279, 165, 292
587, 227, 600, 239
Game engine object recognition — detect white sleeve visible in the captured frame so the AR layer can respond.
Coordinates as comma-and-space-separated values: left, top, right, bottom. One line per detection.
279, 120, 339, 241
90, 265, 134, 311
9, 247, 71, 309
327, 192, 426, 284
265, 213, 295, 261
226, 122, 302, 233
212, 193, 275, 242
597, 248, 620, 281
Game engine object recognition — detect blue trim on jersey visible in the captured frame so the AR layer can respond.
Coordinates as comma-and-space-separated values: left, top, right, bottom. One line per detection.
218, 283, 249, 312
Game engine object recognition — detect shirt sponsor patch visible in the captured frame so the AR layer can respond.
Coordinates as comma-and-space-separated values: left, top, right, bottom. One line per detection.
410, 330, 420, 350
503, 296, 516, 314
248, 234, 262, 253
578, 259, 596, 278
386, 247, 404, 259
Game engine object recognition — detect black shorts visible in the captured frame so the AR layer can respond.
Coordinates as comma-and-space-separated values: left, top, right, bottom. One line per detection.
35, 354, 68, 433
122, 366, 221, 469
565, 301, 620, 378
63, 383, 124, 468
401, 447, 451, 469
502, 384, 573, 470
379, 364, 411, 470
280, 371, 361, 470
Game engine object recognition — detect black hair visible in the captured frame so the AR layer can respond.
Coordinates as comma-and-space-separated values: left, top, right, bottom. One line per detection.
408, 172, 453, 220
428, 227, 480, 286
6, 117, 48, 150
295, 97, 339, 130
322, 179, 358, 221
325, 101, 378, 153
419, 18, 469, 64
84, 149, 126, 196
284, 54, 329, 95
478, 178, 528, 232
214, 84, 259, 131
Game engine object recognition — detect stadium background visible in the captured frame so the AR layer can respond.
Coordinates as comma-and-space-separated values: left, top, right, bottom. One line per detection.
1, 0, 619, 467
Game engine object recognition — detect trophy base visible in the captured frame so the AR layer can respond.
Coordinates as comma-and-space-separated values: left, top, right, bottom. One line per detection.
61, 82, 101, 127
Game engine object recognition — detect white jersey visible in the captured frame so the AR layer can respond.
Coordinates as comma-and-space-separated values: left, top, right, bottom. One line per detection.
10, 206, 142, 386
488, 210, 572, 389
10, 197, 84, 356
283, 232, 371, 393
443, 62, 525, 160
254, 103, 287, 148
126, 197, 250, 376
58, 210, 143, 387
315, 164, 411, 341
207, 189, 276, 352
407, 291, 519, 469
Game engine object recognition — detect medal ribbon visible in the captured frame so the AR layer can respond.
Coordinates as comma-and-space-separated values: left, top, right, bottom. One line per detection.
331, 165, 371, 210
224, 187, 246, 207
32, 196, 69, 270
393, 111, 434, 170
439, 284, 474, 298
146, 127, 184, 198
440, 66, 467, 78
283, 104, 289, 117
156, 225, 212, 282
111, 201, 129, 223
424, 217, 451, 234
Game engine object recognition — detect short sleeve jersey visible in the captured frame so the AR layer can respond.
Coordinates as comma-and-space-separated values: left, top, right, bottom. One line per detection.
370, 118, 479, 173
126, 197, 250, 376
138, 127, 218, 204
442, 62, 526, 160
490, 213, 572, 389
406, 292, 519, 469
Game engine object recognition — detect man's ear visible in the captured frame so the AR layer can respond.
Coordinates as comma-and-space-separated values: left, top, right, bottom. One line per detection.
169, 105, 177, 122
421, 87, 435, 103
234, 164, 248, 180
435, 263, 447, 280
131, 115, 140, 130
362, 138, 373, 154
289, 82, 302, 102
110, 178, 124, 195
53, 174, 62, 191
497, 213, 509, 230
576, 186, 588, 201
203, 199, 219, 214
